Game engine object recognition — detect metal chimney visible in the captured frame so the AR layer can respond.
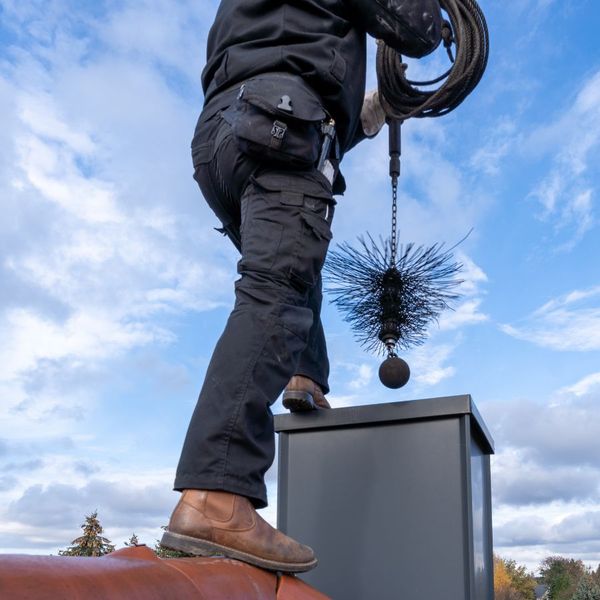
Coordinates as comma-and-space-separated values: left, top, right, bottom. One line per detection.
275, 395, 494, 600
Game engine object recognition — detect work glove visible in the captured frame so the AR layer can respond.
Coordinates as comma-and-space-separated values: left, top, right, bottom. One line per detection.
360, 89, 386, 138
348, 0, 442, 58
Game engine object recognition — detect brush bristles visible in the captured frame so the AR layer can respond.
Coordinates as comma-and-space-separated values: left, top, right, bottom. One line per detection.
324, 235, 463, 354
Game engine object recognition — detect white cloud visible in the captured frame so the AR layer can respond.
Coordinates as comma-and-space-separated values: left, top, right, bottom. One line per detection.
487, 374, 600, 570
438, 298, 488, 331
532, 171, 563, 215
494, 457, 600, 506
339, 113, 491, 251
17, 132, 123, 224
0, 8, 234, 425
457, 253, 488, 295
486, 395, 600, 469
348, 363, 374, 390
561, 372, 600, 398
19, 92, 95, 154
0, 308, 171, 382
0, 466, 177, 553
470, 118, 517, 176
559, 189, 595, 249
99, 0, 213, 78
525, 70, 600, 247
494, 508, 600, 565
408, 343, 456, 386
501, 286, 600, 351
7, 478, 173, 529
437, 253, 489, 330
554, 512, 600, 545
0, 1, 237, 553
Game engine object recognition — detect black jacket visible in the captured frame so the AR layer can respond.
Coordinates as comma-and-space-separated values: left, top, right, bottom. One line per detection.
200, 0, 442, 157
201, 0, 367, 154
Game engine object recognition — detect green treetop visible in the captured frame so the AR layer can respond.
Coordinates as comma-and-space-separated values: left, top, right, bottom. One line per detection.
494, 554, 537, 600
540, 556, 585, 600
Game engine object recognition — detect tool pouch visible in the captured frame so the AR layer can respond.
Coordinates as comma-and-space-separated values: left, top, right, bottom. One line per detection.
222, 75, 327, 169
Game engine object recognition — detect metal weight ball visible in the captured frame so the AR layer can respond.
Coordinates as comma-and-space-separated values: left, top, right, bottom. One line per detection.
379, 356, 410, 389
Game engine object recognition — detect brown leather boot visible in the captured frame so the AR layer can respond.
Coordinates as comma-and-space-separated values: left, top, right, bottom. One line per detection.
282, 375, 331, 412
161, 490, 317, 573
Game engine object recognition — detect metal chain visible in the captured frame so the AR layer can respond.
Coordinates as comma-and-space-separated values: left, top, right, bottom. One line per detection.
391, 178, 398, 266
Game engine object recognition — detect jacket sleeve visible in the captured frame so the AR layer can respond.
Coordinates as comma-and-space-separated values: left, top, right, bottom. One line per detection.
347, 122, 370, 152
346, 0, 443, 58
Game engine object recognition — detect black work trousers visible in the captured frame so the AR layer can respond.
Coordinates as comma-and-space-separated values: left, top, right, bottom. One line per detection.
174, 107, 335, 508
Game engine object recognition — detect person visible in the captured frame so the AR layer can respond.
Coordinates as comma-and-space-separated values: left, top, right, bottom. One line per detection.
162, 0, 442, 573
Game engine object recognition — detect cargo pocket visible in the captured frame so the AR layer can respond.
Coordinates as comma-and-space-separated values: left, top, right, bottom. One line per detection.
239, 185, 285, 274
289, 207, 333, 289
239, 171, 334, 287
240, 216, 284, 273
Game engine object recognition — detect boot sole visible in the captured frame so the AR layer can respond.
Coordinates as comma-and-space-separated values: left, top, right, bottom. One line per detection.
160, 530, 318, 573
282, 391, 316, 412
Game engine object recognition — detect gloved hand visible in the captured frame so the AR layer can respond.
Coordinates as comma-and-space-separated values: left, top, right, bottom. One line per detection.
360, 89, 386, 137
347, 0, 442, 58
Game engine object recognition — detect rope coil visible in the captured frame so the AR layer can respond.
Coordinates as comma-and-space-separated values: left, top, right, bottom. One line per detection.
376, 0, 489, 122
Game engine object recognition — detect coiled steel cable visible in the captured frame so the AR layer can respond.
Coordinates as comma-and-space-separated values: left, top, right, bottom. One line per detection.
377, 0, 489, 121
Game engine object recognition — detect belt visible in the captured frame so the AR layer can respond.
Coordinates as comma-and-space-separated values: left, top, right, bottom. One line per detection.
202, 72, 326, 124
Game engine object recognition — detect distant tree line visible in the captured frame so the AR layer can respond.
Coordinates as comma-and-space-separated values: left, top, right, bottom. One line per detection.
495, 555, 600, 600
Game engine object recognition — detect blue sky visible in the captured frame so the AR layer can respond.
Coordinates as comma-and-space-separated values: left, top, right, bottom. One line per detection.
0, 0, 599, 572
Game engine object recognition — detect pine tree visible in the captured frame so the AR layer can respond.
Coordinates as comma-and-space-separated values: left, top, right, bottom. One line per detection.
571, 575, 600, 600
59, 511, 115, 557
592, 564, 600, 590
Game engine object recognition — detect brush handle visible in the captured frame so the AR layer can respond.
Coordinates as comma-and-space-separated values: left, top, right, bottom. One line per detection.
388, 119, 401, 184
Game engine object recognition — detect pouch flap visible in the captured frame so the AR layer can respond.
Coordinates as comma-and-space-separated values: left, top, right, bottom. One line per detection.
251, 172, 332, 202
302, 211, 333, 241
240, 77, 327, 123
